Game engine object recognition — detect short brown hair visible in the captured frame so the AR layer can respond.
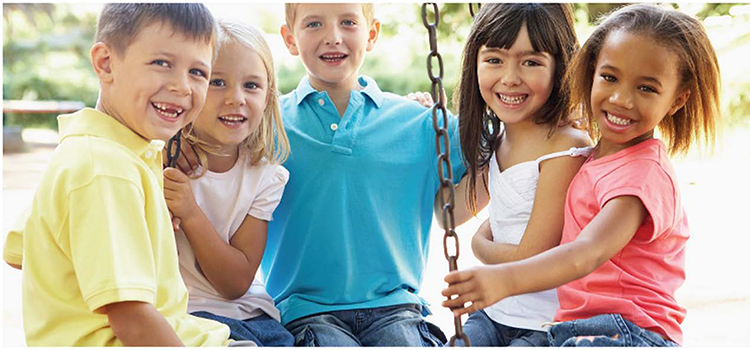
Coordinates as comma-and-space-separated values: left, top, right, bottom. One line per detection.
284, 3, 374, 32
96, 4, 216, 56
564, 4, 721, 155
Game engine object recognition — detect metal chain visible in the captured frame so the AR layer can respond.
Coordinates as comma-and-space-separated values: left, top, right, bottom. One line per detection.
468, 3, 482, 18
421, 3, 469, 347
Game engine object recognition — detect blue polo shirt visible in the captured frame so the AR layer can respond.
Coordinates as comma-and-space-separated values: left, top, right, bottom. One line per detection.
262, 76, 465, 325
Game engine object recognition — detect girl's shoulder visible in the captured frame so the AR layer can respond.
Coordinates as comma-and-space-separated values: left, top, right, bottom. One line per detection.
548, 124, 594, 152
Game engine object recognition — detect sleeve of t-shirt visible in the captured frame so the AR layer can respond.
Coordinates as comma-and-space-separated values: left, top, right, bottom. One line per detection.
248, 165, 290, 222
447, 111, 467, 184
67, 176, 157, 313
3, 206, 30, 266
595, 159, 677, 243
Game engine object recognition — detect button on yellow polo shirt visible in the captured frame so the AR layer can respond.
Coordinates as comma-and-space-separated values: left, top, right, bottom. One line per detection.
3, 108, 230, 346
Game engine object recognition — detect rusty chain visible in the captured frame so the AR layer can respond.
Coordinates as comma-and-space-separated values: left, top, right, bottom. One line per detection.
421, 3, 469, 347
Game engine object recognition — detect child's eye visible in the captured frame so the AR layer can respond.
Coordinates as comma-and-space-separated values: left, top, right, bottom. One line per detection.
638, 85, 657, 93
486, 58, 501, 64
209, 79, 226, 87
601, 74, 617, 83
341, 19, 356, 26
523, 60, 541, 67
306, 21, 321, 28
244, 82, 260, 90
152, 59, 170, 68
190, 68, 207, 78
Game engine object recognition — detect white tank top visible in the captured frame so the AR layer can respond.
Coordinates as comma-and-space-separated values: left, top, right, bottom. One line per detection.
484, 146, 592, 331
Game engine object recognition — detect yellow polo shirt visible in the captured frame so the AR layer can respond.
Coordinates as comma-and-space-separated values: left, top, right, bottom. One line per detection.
3, 108, 230, 346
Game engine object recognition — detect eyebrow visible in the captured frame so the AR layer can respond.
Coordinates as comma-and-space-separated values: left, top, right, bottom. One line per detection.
600, 64, 663, 88
479, 47, 549, 59
211, 70, 266, 81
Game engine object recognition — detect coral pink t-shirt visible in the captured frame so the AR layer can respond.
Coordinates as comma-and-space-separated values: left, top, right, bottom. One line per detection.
555, 139, 688, 344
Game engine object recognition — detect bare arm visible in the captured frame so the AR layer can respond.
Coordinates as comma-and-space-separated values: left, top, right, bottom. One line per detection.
105, 301, 183, 346
163, 168, 266, 300
470, 155, 586, 264
443, 195, 646, 316
434, 166, 490, 228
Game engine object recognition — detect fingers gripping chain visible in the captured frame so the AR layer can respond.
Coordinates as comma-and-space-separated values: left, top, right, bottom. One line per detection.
421, 3, 469, 346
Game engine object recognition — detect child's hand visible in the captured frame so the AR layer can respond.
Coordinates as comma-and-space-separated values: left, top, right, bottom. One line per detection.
163, 168, 199, 220
406, 91, 434, 107
441, 265, 509, 317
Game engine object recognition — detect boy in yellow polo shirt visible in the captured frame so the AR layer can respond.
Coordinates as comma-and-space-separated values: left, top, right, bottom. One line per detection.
2, 4, 231, 346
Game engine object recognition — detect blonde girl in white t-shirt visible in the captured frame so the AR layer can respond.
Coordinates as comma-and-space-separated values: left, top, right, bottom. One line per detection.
163, 19, 293, 346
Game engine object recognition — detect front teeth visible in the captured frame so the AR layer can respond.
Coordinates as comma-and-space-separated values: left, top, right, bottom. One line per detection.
219, 116, 245, 122
321, 54, 346, 61
498, 94, 526, 105
153, 102, 184, 118
606, 112, 633, 126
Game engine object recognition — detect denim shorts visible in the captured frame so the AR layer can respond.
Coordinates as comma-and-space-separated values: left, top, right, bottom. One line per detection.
284, 304, 445, 346
547, 314, 679, 347
192, 311, 295, 347
452, 310, 549, 347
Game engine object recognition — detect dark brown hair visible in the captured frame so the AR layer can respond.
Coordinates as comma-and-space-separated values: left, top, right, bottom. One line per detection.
564, 4, 720, 155
96, 4, 216, 56
455, 3, 579, 213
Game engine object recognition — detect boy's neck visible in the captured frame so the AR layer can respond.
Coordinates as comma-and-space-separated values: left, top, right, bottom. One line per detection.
95, 98, 149, 141
309, 75, 362, 118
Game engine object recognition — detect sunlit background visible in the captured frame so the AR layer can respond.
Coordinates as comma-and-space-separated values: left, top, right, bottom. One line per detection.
3, 3, 749, 346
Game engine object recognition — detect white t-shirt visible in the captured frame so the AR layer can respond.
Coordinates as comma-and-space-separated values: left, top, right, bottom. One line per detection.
175, 152, 289, 321
484, 147, 591, 331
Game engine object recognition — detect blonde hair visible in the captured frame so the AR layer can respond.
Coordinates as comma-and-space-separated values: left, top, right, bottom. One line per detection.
284, 3, 374, 32
185, 19, 290, 177
564, 4, 721, 155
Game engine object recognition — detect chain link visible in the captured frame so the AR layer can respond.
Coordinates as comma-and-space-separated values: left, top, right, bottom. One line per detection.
421, 3, 469, 347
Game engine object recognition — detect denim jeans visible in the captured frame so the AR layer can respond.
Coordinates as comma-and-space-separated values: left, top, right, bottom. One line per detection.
285, 304, 445, 346
192, 311, 295, 347
547, 314, 679, 347
451, 310, 549, 347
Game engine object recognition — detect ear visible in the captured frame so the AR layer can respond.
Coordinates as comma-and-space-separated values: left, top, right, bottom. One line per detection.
280, 24, 299, 56
668, 88, 690, 116
90, 42, 115, 84
366, 19, 381, 52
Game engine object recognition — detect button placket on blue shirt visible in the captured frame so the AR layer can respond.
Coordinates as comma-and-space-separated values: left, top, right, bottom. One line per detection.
327, 90, 364, 155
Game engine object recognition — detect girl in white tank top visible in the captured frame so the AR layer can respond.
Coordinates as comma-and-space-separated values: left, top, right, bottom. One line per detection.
444, 4, 593, 346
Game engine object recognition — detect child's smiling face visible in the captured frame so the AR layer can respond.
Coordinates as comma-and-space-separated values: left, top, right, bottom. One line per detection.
590, 30, 690, 155
477, 23, 556, 125
105, 21, 213, 142
192, 41, 269, 152
283, 3, 379, 91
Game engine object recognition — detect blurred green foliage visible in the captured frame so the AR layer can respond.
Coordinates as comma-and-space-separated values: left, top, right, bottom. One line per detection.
3, 3, 749, 130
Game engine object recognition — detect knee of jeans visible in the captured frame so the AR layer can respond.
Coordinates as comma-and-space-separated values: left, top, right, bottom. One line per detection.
418, 321, 445, 347
561, 334, 622, 347
294, 325, 318, 347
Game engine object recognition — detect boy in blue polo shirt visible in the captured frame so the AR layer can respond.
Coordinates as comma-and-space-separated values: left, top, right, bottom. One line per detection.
264, 3, 466, 346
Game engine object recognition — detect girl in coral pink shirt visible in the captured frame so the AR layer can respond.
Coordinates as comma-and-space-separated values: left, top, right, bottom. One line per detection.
442, 4, 721, 346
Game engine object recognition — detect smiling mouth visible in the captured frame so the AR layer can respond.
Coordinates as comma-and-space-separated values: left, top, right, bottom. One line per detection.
605, 112, 634, 126
497, 93, 527, 105
218, 115, 247, 127
320, 53, 348, 63
152, 102, 184, 119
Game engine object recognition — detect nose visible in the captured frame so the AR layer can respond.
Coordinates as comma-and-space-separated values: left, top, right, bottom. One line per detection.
608, 88, 634, 110
224, 85, 245, 106
324, 26, 342, 46
169, 72, 191, 96
501, 65, 521, 87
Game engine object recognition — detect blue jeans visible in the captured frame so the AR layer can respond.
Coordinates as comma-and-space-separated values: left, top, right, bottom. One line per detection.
547, 314, 678, 347
285, 304, 445, 346
192, 311, 295, 347
452, 310, 549, 347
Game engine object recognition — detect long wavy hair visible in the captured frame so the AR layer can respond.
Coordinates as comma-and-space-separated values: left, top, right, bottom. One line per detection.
455, 3, 579, 213
184, 19, 290, 177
